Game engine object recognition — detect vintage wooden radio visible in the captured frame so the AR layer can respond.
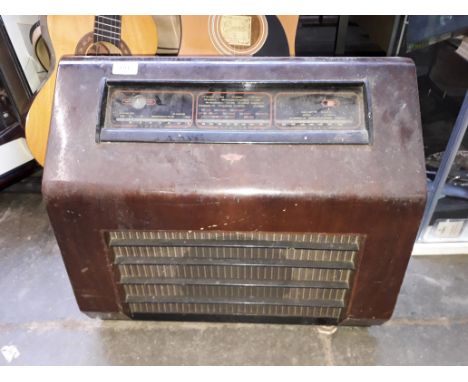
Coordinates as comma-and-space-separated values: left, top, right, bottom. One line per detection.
43, 57, 426, 325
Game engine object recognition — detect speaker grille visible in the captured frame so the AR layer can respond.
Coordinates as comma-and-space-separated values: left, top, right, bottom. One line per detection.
108, 231, 362, 323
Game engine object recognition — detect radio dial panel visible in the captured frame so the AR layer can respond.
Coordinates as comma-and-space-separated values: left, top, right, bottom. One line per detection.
100, 82, 370, 144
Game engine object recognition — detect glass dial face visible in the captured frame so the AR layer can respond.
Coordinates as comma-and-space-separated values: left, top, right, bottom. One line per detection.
131, 94, 147, 110
104, 83, 365, 132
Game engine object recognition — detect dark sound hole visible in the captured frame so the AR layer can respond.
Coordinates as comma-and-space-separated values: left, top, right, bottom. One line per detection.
75, 32, 132, 55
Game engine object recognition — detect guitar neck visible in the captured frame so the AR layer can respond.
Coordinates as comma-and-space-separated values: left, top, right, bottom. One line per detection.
94, 15, 122, 45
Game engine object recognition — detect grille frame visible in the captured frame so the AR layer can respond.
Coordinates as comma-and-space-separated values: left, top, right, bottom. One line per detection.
107, 230, 364, 324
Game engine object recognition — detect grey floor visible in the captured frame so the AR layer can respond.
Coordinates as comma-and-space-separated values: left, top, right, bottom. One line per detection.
1, 192, 468, 365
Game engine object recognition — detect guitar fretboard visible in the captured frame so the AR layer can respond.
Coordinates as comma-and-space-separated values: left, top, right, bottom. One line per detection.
94, 15, 122, 46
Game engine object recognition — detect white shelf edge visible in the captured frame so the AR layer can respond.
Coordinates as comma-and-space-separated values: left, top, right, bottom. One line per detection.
412, 242, 468, 256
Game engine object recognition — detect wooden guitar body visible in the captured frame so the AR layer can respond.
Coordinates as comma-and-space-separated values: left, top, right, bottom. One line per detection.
179, 16, 298, 56
25, 16, 158, 166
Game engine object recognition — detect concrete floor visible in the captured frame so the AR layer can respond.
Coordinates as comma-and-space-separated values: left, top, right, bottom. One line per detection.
1, 192, 468, 365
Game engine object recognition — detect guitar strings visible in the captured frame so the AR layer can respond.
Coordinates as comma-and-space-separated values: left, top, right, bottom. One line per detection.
93, 15, 122, 54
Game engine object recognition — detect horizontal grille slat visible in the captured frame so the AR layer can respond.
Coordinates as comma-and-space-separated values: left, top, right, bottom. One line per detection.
109, 230, 360, 245
119, 264, 352, 284
112, 245, 356, 265
126, 295, 344, 308
114, 256, 355, 270
110, 238, 359, 251
120, 277, 349, 289
129, 302, 342, 319
108, 230, 363, 323
123, 284, 346, 300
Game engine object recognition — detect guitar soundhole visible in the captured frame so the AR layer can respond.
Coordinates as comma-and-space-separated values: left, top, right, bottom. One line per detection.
75, 32, 131, 56
208, 15, 268, 56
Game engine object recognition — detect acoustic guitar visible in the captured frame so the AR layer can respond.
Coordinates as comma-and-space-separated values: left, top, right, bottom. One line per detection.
25, 15, 158, 166
179, 16, 298, 56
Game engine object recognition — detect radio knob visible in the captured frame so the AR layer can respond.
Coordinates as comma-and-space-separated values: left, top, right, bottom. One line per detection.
131, 94, 147, 109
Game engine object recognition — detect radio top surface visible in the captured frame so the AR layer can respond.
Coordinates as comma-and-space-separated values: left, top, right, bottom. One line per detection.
44, 56, 425, 201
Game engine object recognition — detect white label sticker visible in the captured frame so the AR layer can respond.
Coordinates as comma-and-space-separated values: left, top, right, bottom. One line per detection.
112, 62, 139, 75
434, 220, 465, 238
220, 15, 252, 46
